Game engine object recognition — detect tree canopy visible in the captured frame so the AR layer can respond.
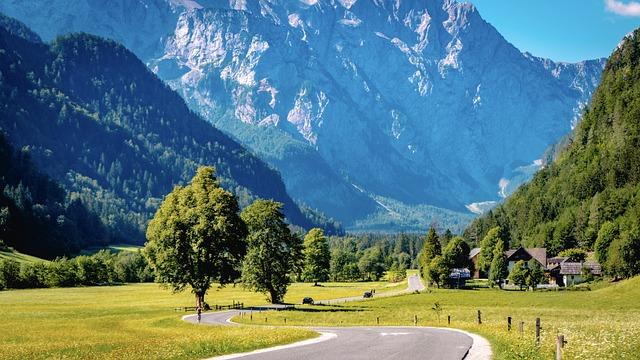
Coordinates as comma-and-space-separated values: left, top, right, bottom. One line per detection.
241, 200, 300, 303
302, 228, 331, 285
144, 167, 247, 307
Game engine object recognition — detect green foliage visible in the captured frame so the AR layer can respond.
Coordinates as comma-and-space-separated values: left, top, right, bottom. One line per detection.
595, 221, 617, 265
145, 167, 247, 307
488, 239, 508, 288
0, 133, 106, 258
0, 259, 20, 289
418, 227, 441, 277
241, 200, 299, 303
508, 260, 528, 290
466, 30, 640, 278
425, 255, 450, 288
302, 228, 331, 285
558, 248, 588, 262
442, 236, 471, 269
477, 227, 502, 276
357, 246, 386, 281
526, 260, 545, 290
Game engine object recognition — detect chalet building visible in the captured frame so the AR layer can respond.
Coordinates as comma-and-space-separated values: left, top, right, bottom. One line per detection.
469, 247, 481, 278
504, 247, 547, 273
548, 258, 602, 286
467, 246, 602, 287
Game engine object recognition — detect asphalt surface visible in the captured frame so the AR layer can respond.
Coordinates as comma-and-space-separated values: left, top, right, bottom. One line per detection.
314, 274, 426, 305
187, 309, 472, 360
183, 276, 478, 360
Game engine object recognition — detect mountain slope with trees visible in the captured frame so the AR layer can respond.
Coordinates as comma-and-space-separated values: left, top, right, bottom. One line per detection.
465, 30, 640, 278
0, 14, 340, 251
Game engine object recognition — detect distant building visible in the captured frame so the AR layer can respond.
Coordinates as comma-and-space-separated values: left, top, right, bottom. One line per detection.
504, 247, 547, 273
467, 246, 602, 287
468, 247, 481, 278
549, 259, 602, 286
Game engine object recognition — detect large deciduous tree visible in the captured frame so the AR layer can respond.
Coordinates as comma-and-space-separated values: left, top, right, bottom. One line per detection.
144, 167, 247, 308
241, 200, 300, 303
302, 228, 331, 286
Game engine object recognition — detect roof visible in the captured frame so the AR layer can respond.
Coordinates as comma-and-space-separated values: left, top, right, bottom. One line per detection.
468, 247, 481, 259
527, 248, 547, 267
548, 256, 568, 264
504, 247, 547, 268
559, 261, 602, 275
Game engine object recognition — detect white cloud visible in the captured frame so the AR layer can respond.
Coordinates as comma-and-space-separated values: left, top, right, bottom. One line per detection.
606, 0, 640, 16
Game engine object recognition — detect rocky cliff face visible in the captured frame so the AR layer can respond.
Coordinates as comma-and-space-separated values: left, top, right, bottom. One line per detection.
0, 0, 605, 231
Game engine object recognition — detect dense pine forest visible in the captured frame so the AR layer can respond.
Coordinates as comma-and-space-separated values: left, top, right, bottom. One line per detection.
0, 13, 341, 257
465, 30, 640, 278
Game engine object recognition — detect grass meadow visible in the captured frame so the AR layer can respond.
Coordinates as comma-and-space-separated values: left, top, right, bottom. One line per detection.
235, 277, 640, 360
0, 279, 405, 359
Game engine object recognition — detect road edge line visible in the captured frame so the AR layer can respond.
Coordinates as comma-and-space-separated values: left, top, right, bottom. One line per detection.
203, 332, 337, 360
432, 327, 492, 360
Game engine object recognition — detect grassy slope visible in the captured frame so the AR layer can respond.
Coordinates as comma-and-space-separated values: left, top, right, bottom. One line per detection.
80, 244, 143, 255
235, 278, 640, 360
0, 279, 407, 360
0, 249, 48, 264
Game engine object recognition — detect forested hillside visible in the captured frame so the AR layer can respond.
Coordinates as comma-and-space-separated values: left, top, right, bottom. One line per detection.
465, 31, 640, 277
0, 14, 340, 252
0, 134, 107, 258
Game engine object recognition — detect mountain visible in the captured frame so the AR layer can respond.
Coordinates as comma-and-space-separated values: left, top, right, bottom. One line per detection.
0, 0, 605, 232
0, 14, 340, 250
464, 30, 640, 267
0, 132, 107, 258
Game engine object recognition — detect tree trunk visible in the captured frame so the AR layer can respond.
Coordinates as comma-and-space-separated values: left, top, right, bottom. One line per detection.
314, 281, 318, 286
195, 292, 205, 309
269, 289, 280, 304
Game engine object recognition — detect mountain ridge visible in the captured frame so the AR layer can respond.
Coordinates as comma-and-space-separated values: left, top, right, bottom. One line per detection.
0, 0, 606, 232
0, 14, 342, 249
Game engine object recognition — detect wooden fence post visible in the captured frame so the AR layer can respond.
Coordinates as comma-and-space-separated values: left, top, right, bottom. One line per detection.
265, 317, 268, 323
535, 318, 541, 345
284, 318, 287, 325
448, 315, 451, 326
519, 321, 524, 335
477, 310, 482, 325
376, 317, 380, 325
414, 315, 418, 326
508, 316, 512, 331
556, 335, 566, 360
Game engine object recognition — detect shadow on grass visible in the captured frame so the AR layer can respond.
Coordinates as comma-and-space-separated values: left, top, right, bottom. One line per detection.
290, 307, 366, 313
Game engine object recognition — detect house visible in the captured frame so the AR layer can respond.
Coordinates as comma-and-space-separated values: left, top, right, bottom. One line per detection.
468, 247, 481, 278
551, 261, 602, 286
467, 246, 602, 287
504, 247, 547, 272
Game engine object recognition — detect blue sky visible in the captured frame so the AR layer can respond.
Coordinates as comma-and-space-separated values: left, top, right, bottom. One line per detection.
469, 0, 640, 62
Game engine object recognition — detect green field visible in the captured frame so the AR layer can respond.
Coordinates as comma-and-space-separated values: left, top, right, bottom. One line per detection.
80, 243, 143, 255
0, 279, 406, 359
235, 277, 640, 360
0, 249, 47, 264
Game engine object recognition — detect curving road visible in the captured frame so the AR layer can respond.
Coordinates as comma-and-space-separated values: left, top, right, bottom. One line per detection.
183, 275, 491, 360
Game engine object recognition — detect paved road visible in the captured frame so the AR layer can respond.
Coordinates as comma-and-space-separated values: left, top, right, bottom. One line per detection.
314, 274, 425, 305
185, 310, 473, 360
183, 276, 487, 359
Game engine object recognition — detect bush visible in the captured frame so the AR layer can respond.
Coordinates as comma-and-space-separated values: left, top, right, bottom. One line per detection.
46, 258, 79, 287
0, 259, 21, 289
19, 262, 48, 288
